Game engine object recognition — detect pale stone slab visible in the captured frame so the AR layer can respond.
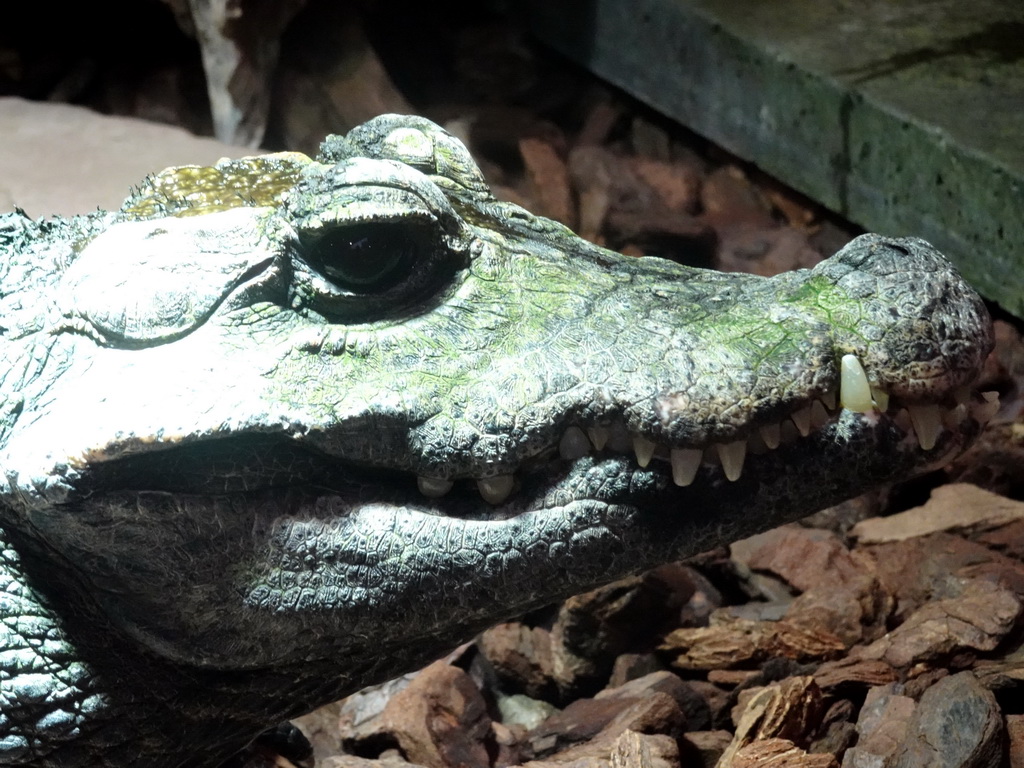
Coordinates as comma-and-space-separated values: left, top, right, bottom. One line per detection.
0, 98, 247, 218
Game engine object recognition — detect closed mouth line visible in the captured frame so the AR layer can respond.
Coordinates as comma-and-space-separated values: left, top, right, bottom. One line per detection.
417, 353, 999, 505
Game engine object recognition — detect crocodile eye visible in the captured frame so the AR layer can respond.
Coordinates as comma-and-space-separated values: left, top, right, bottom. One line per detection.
302, 222, 421, 293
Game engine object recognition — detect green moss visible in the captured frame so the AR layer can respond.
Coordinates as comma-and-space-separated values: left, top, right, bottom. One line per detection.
121, 153, 312, 221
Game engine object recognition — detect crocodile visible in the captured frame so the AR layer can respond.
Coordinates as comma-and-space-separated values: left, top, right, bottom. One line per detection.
0, 114, 994, 766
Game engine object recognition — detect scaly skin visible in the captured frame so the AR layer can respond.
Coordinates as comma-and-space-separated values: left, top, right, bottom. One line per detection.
0, 115, 992, 766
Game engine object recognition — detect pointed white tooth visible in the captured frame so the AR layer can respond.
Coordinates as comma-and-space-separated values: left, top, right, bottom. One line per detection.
633, 436, 656, 468
870, 386, 889, 413
811, 400, 830, 429
894, 408, 912, 433
670, 448, 702, 486
587, 426, 609, 451
791, 406, 812, 437
759, 423, 781, 450
716, 440, 747, 482
417, 476, 453, 498
907, 404, 942, 450
477, 475, 514, 505
973, 391, 1000, 423
840, 354, 874, 413
821, 390, 837, 411
942, 403, 968, 429
559, 426, 591, 460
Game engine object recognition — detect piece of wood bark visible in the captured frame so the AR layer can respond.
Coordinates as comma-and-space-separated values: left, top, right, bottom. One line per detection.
661, 616, 844, 670
728, 738, 838, 768
851, 483, 1024, 545
520, 137, 576, 229
719, 677, 826, 767
852, 579, 1020, 669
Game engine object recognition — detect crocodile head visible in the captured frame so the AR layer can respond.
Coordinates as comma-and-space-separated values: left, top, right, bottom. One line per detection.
0, 115, 993, 763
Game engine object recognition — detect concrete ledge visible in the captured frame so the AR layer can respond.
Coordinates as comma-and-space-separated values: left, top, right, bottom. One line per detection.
525, 0, 1024, 316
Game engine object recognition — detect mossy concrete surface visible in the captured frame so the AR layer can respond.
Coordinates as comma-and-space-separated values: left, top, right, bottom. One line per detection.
524, 0, 1024, 317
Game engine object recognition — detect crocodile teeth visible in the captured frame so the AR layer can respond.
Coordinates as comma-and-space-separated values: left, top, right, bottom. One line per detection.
821, 390, 837, 410
633, 436, 656, 468
587, 426, 609, 451
478, 475, 514, 505
559, 426, 591, 460
972, 391, 1000, 423
670, 448, 702, 487
907, 404, 942, 450
810, 400, 830, 429
870, 386, 889, 413
417, 477, 453, 498
893, 408, 912, 433
759, 423, 781, 450
840, 354, 874, 413
791, 406, 812, 437
943, 403, 968, 429
716, 440, 747, 482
